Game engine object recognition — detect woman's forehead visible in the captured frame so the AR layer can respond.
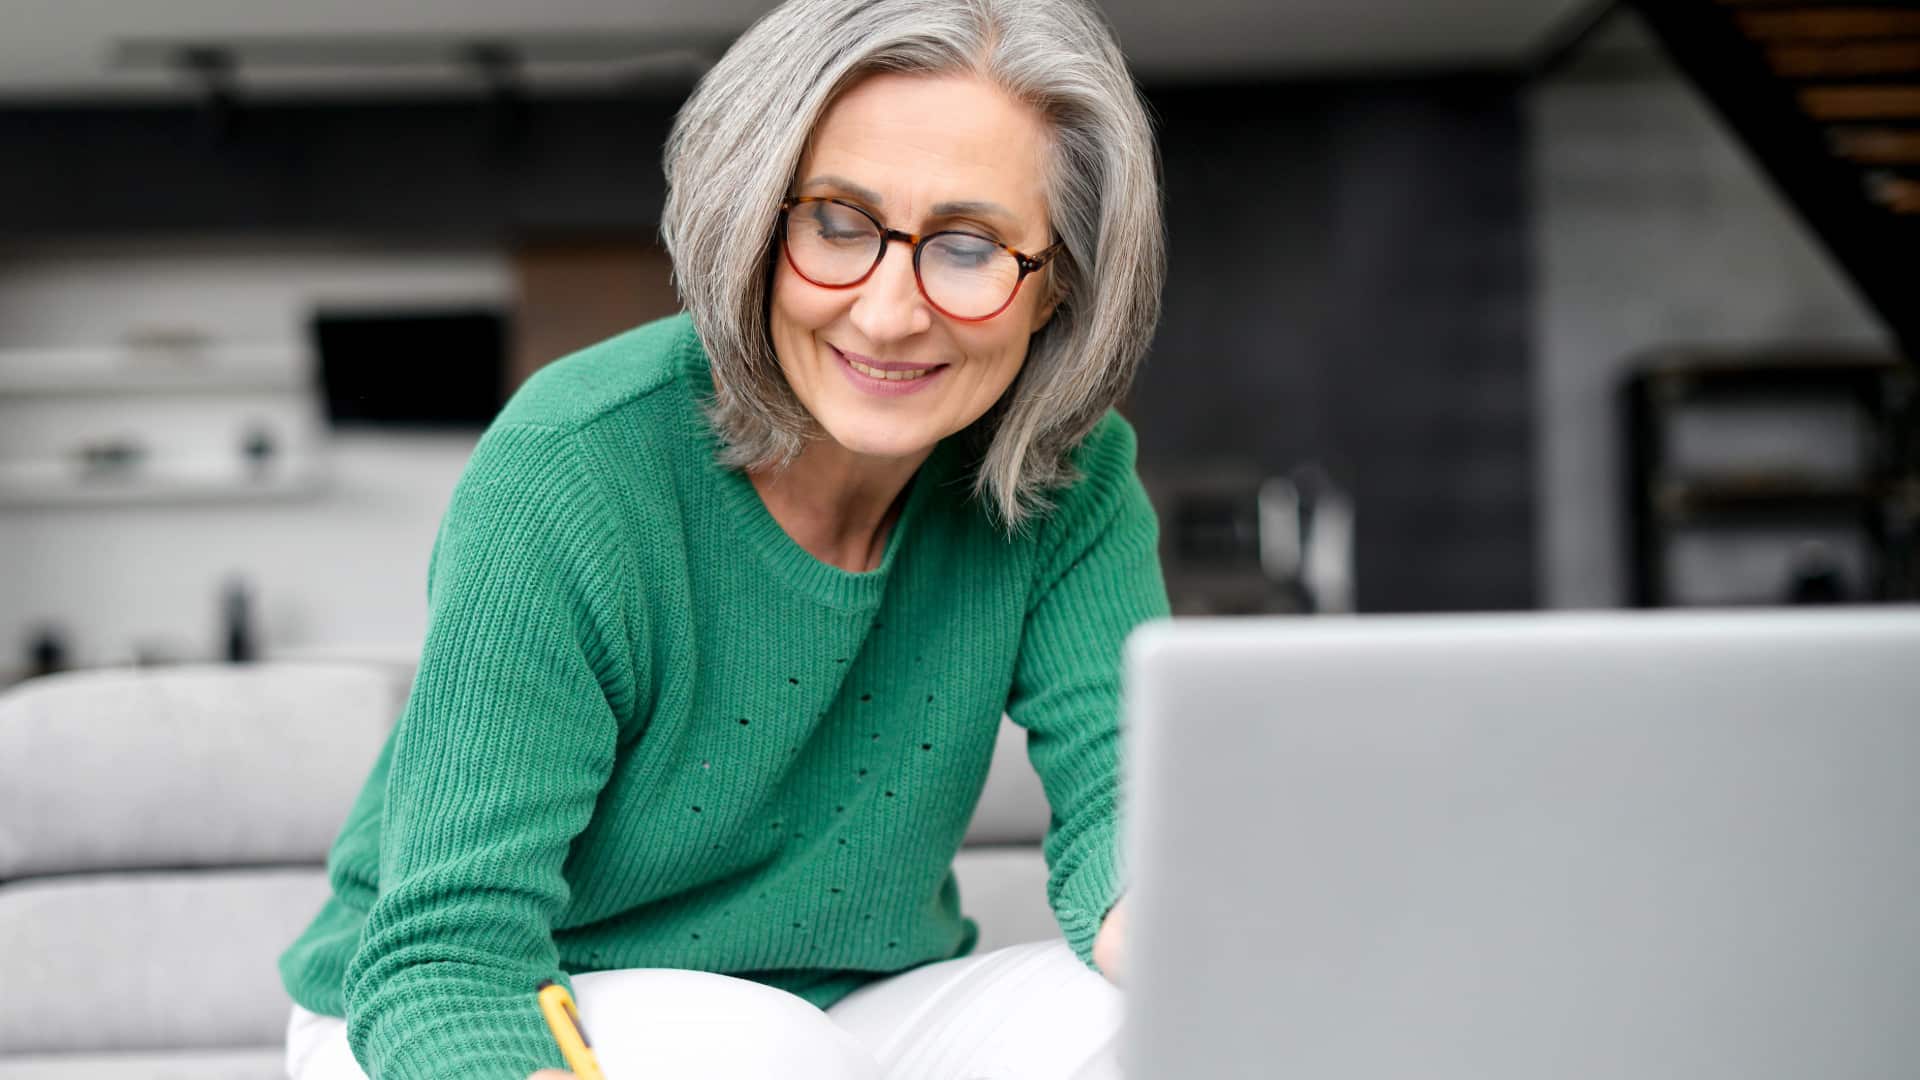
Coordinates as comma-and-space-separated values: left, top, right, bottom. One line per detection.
797, 72, 1050, 228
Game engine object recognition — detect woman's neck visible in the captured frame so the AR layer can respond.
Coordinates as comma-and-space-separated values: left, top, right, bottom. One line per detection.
748, 440, 933, 573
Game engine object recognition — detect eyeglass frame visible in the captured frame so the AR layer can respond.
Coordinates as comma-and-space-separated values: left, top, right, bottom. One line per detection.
777, 195, 1064, 323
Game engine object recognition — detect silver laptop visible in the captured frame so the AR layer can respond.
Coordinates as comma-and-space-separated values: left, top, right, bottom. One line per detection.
1120, 608, 1920, 1080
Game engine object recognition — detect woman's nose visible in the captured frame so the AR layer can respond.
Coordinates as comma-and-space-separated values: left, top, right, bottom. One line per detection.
849, 239, 933, 343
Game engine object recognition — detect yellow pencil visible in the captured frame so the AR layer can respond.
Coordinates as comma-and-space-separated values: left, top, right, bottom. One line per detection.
535, 979, 608, 1080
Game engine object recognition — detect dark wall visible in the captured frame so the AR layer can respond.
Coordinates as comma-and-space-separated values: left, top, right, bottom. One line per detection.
1139, 78, 1535, 611
0, 95, 674, 239
0, 76, 1533, 612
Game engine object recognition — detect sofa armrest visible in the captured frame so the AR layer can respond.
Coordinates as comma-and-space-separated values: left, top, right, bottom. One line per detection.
0, 663, 409, 880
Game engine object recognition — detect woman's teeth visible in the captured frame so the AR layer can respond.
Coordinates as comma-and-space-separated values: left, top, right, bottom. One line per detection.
849, 358, 933, 381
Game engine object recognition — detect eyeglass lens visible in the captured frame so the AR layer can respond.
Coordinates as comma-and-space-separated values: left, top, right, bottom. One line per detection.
785, 200, 1024, 319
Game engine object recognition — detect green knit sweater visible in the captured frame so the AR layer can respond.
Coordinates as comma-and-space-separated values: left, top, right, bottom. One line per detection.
276, 312, 1168, 1080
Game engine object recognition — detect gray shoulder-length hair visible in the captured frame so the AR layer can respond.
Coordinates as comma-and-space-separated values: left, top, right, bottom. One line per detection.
660, 0, 1164, 531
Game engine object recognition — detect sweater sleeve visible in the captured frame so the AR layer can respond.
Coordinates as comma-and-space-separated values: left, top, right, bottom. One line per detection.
342, 423, 640, 1080
1005, 412, 1170, 970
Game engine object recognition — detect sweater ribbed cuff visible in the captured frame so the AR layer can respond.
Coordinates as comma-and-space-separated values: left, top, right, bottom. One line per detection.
352, 978, 575, 1080
1052, 821, 1126, 972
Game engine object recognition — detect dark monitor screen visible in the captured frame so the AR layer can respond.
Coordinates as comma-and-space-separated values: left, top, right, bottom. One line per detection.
313, 307, 508, 428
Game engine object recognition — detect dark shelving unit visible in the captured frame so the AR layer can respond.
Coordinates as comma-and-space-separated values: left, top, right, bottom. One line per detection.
1623, 350, 1918, 606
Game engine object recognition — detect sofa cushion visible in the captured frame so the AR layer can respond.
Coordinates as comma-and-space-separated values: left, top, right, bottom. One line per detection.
0, 663, 1046, 880
0, 866, 331, 1055
0, 855, 1057, 1058
963, 715, 1052, 846
951, 845, 1058, 953
0, 663, 408, 880
0, 1047, 285, 1080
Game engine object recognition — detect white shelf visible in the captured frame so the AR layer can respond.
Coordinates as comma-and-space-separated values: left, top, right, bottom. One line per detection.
0, 342, 326, 507
0, 344, 308, 397
0, 464, 325, 507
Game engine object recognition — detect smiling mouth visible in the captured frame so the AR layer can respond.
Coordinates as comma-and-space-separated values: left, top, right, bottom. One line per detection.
832, 345, 949, 384
846, 356, 937, 381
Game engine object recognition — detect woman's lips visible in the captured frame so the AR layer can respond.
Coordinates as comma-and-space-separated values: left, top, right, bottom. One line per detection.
832, 345, 948, 396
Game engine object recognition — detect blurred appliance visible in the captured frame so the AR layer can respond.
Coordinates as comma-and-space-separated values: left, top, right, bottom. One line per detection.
1123, 606, 1920, 1080
1622, 349, 1917, 606
313, 306, 508, 428
1142, 463, 1354, 615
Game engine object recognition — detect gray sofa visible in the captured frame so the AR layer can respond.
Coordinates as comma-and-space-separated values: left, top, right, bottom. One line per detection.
0, 662, 1059, 1078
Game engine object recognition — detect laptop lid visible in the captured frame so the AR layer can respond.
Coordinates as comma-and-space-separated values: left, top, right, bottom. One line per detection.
1121, 608, 1920, 1080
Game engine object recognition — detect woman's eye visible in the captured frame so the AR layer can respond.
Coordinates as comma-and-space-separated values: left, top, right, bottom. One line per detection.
809, 210, 876, 243
931, 236, 997, 267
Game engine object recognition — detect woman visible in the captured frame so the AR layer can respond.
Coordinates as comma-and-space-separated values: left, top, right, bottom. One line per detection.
278, 0, 1165, 1076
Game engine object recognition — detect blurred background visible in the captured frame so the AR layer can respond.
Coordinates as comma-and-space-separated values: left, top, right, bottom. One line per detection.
0, 0, 1915, 684
2, 3, 1918, 1076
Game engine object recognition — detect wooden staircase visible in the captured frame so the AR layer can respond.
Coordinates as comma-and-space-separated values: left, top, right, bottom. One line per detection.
1627, 0, 1920, 358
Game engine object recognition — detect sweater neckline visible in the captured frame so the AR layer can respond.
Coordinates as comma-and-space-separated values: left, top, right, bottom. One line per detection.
715, 440, 952, 610
677, 316, 955, 611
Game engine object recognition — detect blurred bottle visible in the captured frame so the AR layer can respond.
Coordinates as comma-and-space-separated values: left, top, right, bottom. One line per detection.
1784, 541, 1847, 604
1257, 464, 1355, 615
223, 578, 257, 663
241, 424, 278, 478
26, 625, 68, 679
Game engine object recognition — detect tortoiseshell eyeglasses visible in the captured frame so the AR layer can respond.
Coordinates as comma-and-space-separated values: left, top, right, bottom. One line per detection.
778, 196, 1063, 322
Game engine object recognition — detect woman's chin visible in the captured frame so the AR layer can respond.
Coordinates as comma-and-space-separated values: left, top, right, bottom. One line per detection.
816, 416, 941, 464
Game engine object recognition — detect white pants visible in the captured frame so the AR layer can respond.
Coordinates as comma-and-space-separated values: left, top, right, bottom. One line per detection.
284, 939, 1123, 1080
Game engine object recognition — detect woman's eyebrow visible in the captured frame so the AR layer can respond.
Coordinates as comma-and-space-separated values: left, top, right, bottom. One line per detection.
928, 198, 1016, 222
797, 175, 1019, 226
798, 174, 885, 205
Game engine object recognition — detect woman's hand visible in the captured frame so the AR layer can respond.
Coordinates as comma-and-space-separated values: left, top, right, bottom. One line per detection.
1092, 893, 1128, 986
